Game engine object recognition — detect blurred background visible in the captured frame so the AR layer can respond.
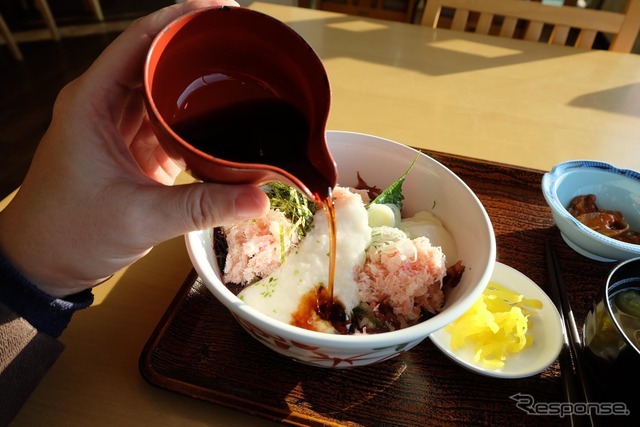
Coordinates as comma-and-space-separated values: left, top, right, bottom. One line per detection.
0, 0, 178, 200
0, 0, 637, 201
0, 0, 307, 200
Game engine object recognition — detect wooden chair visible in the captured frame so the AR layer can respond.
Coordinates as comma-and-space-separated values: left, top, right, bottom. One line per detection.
0, 0, 60, 61
0, 12, 23, 60
420, 0, 640, 53
1, 0, 104, 60
84, 0, 105, 22
317, 0, 418, 23
35, 0, 61, 41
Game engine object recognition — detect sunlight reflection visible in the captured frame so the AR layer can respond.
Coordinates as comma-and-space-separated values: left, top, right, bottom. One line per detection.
430, 39, 523, 58
327, 19, 389, 32
297, 359, 408, 413
91, 270, 127, 306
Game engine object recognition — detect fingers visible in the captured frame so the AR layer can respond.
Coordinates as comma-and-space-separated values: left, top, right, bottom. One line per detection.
145, 183, 270, 241
115, 89, 145, 146
128, 117, 183, 184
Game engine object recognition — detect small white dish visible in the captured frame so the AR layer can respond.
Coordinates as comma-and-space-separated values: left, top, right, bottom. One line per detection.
560, 233, 615, 263
430, 262, 563, 379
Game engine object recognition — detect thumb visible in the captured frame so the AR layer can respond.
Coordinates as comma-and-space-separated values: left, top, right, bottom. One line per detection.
145, 182, 270, 241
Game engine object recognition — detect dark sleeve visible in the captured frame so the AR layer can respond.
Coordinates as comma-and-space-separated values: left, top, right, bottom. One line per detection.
0, 303, 64, 426
0, 252, 94, 425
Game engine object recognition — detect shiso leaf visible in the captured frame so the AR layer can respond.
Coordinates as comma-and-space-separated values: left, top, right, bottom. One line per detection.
369, 154, 419, 210
265, 182, 317, 239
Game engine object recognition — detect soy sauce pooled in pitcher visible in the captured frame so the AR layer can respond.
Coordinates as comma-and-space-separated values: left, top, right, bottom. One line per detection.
170, 72, 344, 330
169, 71, 334, 199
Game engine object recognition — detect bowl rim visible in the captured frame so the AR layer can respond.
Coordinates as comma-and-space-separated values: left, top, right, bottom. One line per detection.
542, 159, 640, 253
187, 130, 497, 348
605, 257, 640, 356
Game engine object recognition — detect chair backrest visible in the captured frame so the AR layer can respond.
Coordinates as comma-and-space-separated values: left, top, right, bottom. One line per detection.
317, 0, 417, 23
420, 0, 640, 53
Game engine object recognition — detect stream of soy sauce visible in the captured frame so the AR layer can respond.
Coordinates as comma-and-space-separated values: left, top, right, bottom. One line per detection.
169, 73, 347, 332
317, 192, 351, 334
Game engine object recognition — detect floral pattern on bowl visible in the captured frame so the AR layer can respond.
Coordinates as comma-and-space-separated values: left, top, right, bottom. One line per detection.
233, 313, 415, 368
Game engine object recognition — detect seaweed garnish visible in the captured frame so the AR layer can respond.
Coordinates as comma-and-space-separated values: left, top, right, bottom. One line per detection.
265, 182, 317, 239
213, 226, 228, 273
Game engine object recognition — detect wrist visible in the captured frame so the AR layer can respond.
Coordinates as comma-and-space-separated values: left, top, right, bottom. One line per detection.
0, 189, 103, 297
0, 249, 93, 337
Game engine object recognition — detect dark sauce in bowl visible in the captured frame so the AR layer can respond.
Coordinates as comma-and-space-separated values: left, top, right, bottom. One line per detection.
568, 194, 640, 244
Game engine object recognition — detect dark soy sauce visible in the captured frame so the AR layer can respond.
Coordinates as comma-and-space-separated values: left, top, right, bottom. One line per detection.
324, 193, 337, 301
292, 284, 350, 334
169, 73, 333, 199
317, 283, 350, 334
170, 73, 344, 330
317, 192, 350, 332
288, 193, 344, 332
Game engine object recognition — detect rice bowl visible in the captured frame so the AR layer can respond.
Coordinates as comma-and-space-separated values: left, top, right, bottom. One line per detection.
186, 131, 496, 368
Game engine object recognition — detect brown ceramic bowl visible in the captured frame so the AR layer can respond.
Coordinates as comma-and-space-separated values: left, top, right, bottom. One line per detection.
144, 6, 336, 199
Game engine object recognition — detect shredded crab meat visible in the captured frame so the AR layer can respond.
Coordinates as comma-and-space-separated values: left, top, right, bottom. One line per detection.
219, 183, 460, 334
223, 210, 299, 285
355, 236, 447, 320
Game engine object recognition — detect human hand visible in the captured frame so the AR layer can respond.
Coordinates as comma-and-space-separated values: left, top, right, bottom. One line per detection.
0, 0, 269, 298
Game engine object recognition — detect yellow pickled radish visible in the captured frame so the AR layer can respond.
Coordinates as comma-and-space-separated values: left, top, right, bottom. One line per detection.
446, 281, 542, 368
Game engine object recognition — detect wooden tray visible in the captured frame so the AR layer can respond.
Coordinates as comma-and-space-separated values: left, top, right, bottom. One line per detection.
139, 151, 628, 426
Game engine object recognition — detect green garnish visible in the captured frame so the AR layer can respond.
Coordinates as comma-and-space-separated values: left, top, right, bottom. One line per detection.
265, 182, 317, 239
260, 276, 278, 298
369, 154, 419, 210
352, 304, 384, 328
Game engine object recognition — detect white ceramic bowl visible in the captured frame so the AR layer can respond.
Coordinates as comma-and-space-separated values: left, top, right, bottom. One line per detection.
186, 131, 496, 368
542, 160, 640, 262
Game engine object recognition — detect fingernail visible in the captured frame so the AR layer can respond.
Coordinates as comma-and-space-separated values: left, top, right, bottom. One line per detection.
235, 192, 263, 218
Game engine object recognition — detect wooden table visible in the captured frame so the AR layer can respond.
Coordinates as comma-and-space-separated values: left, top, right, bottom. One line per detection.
5, 3, 640, 426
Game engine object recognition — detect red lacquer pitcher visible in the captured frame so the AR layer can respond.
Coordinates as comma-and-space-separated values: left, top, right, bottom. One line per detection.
144, 6, 337, 200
